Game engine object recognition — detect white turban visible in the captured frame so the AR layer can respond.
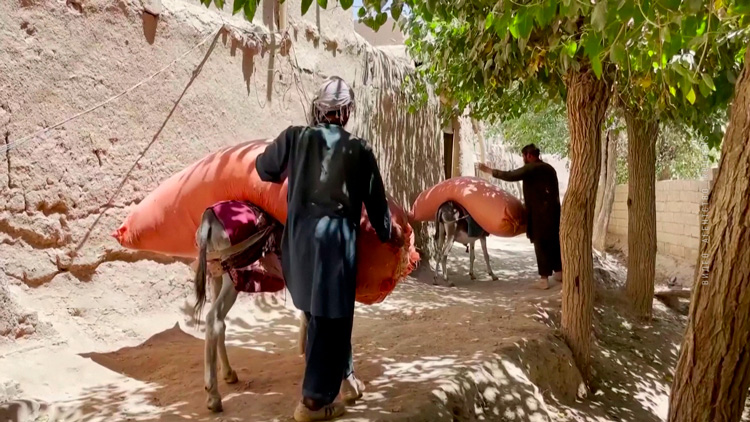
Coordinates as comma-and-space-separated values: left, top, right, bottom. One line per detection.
313, 76, 355, 114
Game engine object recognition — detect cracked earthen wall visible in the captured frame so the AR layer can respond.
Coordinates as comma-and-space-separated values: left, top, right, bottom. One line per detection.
0, 0, 444, 288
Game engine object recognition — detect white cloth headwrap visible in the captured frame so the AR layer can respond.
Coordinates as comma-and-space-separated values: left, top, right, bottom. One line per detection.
313, 76, 355, 114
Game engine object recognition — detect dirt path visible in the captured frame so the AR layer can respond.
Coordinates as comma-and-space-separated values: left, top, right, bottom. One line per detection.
0, 237, 694, 422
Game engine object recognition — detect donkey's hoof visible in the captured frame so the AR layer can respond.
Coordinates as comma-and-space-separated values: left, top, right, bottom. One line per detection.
491, 275, 499, 281
207, 396, 223, 413
224, 370, 239, 384
470, 274, 476, 280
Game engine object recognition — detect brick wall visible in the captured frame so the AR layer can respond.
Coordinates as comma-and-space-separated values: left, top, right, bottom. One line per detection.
607, 179, 711, 262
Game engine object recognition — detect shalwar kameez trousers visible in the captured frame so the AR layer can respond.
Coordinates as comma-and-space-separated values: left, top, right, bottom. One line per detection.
533, 230, 562, 277
302, 312, 354, 404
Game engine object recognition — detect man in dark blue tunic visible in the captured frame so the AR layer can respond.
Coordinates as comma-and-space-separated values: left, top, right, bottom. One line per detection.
478, 144, 563, 290
256, 76, 400, 421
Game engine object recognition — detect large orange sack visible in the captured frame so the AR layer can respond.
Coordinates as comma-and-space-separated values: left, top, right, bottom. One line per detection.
115, 140, 285, 257
356, 198, 418, 304
410, 176, 526, 237
114, 139, 418, 305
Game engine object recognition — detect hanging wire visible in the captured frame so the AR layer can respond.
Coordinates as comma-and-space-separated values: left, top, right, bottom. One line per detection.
0, 28, 224, 156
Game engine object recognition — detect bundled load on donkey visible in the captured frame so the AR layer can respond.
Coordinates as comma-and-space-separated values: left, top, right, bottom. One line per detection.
410, 176, 527, 237
113, 139, 419, 305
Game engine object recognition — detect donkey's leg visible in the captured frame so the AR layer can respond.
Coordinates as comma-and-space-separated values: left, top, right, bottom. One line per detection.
439, 223, 456, 287
480, 237, 499, 281
440, 249, 449, 280
433, 223, 445, 284
204, 274, 238, 412
469, 241, 476, 280
211, 276, 239, 384
204, 296, 222, 411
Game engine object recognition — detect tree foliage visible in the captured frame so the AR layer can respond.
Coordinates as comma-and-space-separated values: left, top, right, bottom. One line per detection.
615, 120, 721, 183
656, 124, 720, 180
486, 99, 569, 158
611, 1, 747, 148
489, 98, 719, 181
202, 0, 360, 22
208, 0, 750, 151
386, 1, 747, 148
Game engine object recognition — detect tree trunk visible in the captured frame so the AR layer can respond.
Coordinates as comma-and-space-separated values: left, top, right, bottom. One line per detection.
593, 131, 608, 228
623, 110, 659, 318
451, 115, 461, 177
600, 130, 618, 248
471, 118, 487, 178
593, 128, 619, 251
668, 44, 750, 422
561, 68, 610, 383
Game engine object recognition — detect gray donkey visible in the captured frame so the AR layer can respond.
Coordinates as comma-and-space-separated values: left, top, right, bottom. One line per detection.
192, 204, 363, 413
433, 201, 499, 286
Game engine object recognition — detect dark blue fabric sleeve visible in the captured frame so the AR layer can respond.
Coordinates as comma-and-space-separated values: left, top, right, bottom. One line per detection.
256, 126, 300, 183
492, 163, 534, 182
361, 143, 392, 243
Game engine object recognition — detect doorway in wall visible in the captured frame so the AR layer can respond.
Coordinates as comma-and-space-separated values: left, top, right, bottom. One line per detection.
443, 132, 453, 180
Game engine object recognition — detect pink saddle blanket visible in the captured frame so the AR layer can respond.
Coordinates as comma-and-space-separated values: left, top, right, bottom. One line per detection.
209, 200, 285, 294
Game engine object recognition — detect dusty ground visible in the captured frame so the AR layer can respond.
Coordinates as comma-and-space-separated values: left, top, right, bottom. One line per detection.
0, 236, 698, 422
605, 242, 697, 289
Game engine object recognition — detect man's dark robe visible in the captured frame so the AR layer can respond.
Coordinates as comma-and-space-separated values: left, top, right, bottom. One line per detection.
492, 160, 562, 276
255, 124, 392, 320
492, 161, 560, 242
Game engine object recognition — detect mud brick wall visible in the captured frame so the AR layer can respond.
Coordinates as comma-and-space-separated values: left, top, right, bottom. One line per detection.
607, 178, 713, 262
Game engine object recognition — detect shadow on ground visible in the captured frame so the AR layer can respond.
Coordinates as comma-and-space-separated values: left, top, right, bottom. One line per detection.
2, 237, 726, 422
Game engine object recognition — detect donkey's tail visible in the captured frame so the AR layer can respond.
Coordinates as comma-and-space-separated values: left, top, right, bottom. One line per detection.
193, 209, 213, 322
433, 208, 441, 242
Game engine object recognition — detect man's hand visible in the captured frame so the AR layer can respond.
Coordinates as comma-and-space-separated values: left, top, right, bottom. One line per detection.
477, 163, 493, 174
388, 224, 405, 248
